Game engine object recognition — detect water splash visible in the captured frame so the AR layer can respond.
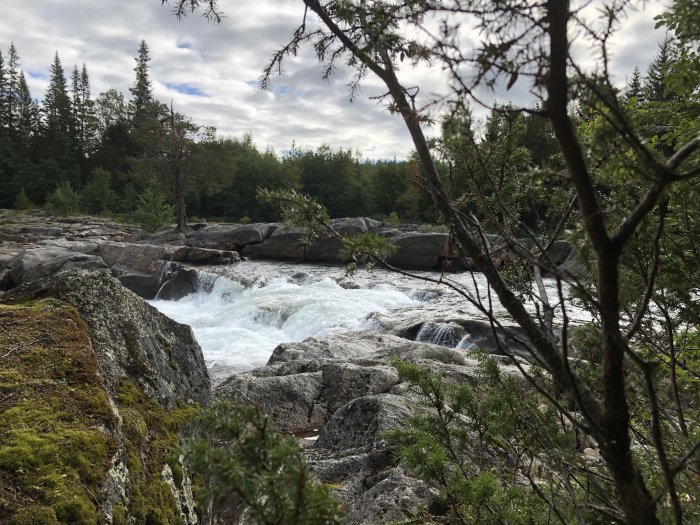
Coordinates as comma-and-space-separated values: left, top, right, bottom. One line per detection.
149, 267, 419, 374
456, 333, 477, 351
415, 322, 465, 348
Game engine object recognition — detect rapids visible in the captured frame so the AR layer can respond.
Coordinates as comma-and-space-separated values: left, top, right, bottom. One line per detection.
149, 260, 587, 379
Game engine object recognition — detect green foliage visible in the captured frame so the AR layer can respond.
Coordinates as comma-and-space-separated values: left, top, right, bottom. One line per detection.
386, 211, 400, 227
258, 188, 331, 243
45, 181, 81, 216
184, 400, 343, 525
132, 185, 174, 232
13, 188, 33, 210
341, 232, 397, 273
386, 358, 586, 524
82, 167, 117, 214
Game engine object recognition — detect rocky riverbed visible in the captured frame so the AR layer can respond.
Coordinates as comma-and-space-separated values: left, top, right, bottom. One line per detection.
0, 211, 579, 523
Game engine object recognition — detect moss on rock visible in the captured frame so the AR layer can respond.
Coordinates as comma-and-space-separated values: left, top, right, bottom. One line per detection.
0, 300, 116, 524
116, 379, 200, 525
0, 298, 202, 524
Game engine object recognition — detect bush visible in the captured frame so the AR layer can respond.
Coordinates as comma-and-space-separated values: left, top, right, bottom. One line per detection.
386, 211, 400, 227
82, 168, 117, 215
132, 187, 174, 232
14, 188, 34, 211
184, 400, 343, 525
45, 182, 81, 216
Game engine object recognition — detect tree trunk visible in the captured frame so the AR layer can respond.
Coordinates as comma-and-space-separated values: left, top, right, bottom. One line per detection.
175, 159, 187, 233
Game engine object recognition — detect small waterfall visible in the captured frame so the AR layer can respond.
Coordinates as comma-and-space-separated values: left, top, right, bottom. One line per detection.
456, 334, 477, 351
409, 289, 441, 302
415, 322, 465, 347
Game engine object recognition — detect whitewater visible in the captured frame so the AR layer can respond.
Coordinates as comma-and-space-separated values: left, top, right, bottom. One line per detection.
149, 260, 585, 381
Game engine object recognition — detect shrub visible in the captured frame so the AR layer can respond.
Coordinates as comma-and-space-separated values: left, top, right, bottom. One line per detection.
45, 181, 81, 216
184, 400, 343, 525
14, 188, 34, 211
132, 187, 174, 232
82, 168, 117, 214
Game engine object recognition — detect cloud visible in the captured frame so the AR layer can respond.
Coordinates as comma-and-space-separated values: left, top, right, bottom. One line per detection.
1, 0, 667, 160
164, 82, 207, 97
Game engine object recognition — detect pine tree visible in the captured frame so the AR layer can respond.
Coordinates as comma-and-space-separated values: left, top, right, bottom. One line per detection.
6, 43, 21, 133
44, 52, 73, 135
129, 40, 156, 125
0, 50, 7, 132
17, 72, 38, 144
644, 37, 676, 102
625, 65, 643, 103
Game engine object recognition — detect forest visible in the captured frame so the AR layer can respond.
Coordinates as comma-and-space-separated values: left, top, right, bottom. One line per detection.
2, 35, 688, 232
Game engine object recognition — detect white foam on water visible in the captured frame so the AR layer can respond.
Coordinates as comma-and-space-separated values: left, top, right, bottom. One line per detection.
149, 260, 591, 378
149, 265, 420, 373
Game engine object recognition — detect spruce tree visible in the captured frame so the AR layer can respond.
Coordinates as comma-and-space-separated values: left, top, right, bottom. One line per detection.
80, 64, 98, 156
6, 43, 21, 133
17, 72, 38, 145
0, 50, 6, 131
70, 64, 97, 158
644, 37, 676, 101
129, 40, 155, 125
71, 65, 82, 153
44, 52, 73, 135
625, 65, 643, 103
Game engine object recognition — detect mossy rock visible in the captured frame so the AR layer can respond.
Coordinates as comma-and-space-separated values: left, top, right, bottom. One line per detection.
0, 300, 116, 524
0, 299, 201, 524
116, 378, 200, 525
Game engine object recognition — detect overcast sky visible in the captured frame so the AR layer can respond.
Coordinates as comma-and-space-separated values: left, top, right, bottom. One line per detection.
1, 1, 666, 160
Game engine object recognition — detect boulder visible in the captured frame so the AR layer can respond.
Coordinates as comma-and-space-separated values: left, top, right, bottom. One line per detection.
385, 231, 450, 270
215, 371, 326, 433
189, 223, 276, 250
1, 269, 209, 523
117, 270, 164, 299
316, 394, 412, 452
179, 246, 239, 265
0, 247, 108, 291
97, 241, 180, 275
322, 362, 399, 414
244, 226, 306, 260
6, 270, 210, 405
345, 468, 439, 525
155, 267, 199, 300
546, 239, 573, 266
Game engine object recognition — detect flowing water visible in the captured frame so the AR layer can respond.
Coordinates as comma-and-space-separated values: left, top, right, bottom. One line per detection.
149, 260, 587, 379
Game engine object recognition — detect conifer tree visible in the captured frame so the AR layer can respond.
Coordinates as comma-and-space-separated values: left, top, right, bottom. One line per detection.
17, 72, 38, 145
644, 37, 676, 101
80, 64, 98, 156
0, 50, 6, 131
71, 63, 97, 158
44, 52, 73, 135
71, 65, 82, 148
6, 43, 21, 133
129, 40, 156, 125
625, 65, 643, 103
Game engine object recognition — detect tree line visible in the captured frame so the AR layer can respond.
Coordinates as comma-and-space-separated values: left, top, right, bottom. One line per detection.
2, 36, 686, 234
0, 40, 434, 227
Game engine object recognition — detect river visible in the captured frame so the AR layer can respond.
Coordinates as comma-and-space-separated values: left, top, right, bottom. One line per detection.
149, 260, 587, 380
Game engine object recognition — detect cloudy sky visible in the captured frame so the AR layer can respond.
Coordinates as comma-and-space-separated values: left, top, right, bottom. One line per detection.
2, 0, 666, 160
